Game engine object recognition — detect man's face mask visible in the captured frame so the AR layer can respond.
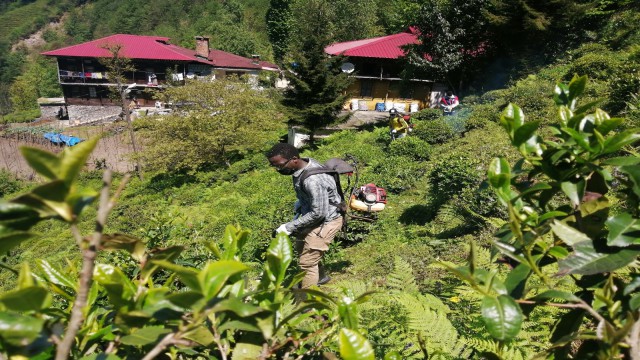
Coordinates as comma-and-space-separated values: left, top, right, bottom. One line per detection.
277, 167, 295, 175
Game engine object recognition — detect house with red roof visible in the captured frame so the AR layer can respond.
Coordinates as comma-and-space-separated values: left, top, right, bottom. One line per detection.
325, 29, 443, 112
42, 34, 279, 109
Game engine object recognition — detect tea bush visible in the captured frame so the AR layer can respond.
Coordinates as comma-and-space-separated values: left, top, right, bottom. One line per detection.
428, 157, 479, 207
464, 104, 498, 131
413, 118, 456, 145
566, 51, 623, 81
411, 108, 441, 121
0, 170, 21, 197
388, 136, 431, 161
368, 155, 428, 193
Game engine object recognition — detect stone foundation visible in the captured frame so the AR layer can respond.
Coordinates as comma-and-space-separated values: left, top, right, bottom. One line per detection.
67, 104, 122, 125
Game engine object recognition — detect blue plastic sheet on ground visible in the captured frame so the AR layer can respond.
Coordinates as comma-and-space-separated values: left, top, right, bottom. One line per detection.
43, 132, 83, 146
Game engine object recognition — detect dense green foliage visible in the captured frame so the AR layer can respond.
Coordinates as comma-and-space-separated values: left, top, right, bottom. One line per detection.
281, 0, 352, 141
138, 78, 284, 173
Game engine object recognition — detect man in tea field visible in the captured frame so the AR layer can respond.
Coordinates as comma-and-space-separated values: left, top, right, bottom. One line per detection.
267, 143, 343, 300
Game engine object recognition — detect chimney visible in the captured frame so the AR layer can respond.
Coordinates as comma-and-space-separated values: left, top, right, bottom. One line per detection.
195, 36, 210, 59
251, 54, 260, 65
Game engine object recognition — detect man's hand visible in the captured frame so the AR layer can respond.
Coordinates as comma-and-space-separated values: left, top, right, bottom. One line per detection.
276, 224, 292, 235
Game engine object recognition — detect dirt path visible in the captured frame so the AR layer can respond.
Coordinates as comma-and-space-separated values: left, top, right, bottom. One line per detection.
1, 124, 134, 179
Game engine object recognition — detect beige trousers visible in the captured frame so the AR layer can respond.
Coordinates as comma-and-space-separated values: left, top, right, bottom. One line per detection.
295, 217, 343, 295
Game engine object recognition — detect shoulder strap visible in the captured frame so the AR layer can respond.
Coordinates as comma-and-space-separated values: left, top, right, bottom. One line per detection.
299, 167, 345, 201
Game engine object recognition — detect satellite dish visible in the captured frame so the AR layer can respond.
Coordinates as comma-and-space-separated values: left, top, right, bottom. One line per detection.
341, 62, 355, 74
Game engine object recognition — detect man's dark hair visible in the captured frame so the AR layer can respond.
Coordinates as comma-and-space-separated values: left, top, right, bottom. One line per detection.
266, 142, 299, 160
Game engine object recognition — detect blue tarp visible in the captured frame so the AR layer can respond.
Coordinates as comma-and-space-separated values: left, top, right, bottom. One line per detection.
44, 132, 83, 146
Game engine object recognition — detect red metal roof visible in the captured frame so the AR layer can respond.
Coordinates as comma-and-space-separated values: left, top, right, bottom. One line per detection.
325, 31, 419, 59
42, 34, 278, 70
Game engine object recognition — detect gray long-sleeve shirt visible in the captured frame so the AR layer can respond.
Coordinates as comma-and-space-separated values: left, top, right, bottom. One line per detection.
284, 158, 341, 234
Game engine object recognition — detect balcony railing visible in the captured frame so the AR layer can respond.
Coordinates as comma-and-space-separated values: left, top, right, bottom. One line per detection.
58, 70, 170, 86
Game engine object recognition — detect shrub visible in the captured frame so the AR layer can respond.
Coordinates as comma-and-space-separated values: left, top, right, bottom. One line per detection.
411, 108, 441, 121
1, 108, 41, 124
464, 104, 498, 131
566, 51, 623, 81
368, 155, 428, 193
428, 157, 479, 206
388, 136, 431, 161
0, 170, 22, 197
413, 119, 456, 145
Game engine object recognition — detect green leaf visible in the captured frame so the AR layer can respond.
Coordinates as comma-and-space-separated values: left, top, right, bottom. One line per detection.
265, 233, 293, 286
562, 127, 592, 152
548, 246, 570, 259
517, 182, 552, 199
37, 259, 76, 290
102, 233, 146, 261
12, 181, 73, 221
550, 220, 591, 246
488, 158, 511, 190
481, 295, 523, 341
153, 260, 200, 291
93, 264, 137, 307
339, 328, 375, 360
384, 351, 402, 360
0, 311, 45, 346
67, 191, 97, 217
603, 157, 640, 166
513, 121, 539, 147
561, 180, 585, 207
79, 354, 122, 360
232, 342, 263, 360
529, 290, 580, 303
624, 276, 640, 296
140, 246, 183, 282
558, 240, 640, 275
602, 130, 640, 154
630, 294, 640, 311
500, 104, 525, 138
0, 287, 50, 311
198, 260, 248, 299
606, 213, 640, 247
597, 118, 623, 136
538, 211, 568, 222
59, 137, 99, 185
183, 326, 215, 346
558, 106, 573, 125
120, 326, 171, 346
554, 83, 570, 106
620, 166, 640, 198
504, 262, 531, 298
0, 231, 37, 254
17, 263, 34, 289
568, 75, 587, 106
166, 291, 203, 308
0, 202, 40, 230
212, 298, 264, 317
338, 290, 359, 329
19, 147, 61, 180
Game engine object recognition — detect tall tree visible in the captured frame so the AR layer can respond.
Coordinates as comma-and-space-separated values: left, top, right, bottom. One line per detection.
283, 0, 352, 144
99, 44, 143, 180
266, 0, 293, 63
140, 78, 283, 172
407, 0, 490, 90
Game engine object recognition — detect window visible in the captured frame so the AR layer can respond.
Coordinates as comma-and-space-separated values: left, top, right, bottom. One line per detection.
360, 80, 373, 97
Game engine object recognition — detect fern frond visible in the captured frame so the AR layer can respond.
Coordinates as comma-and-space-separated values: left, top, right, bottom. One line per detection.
387, 256, 420, 295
